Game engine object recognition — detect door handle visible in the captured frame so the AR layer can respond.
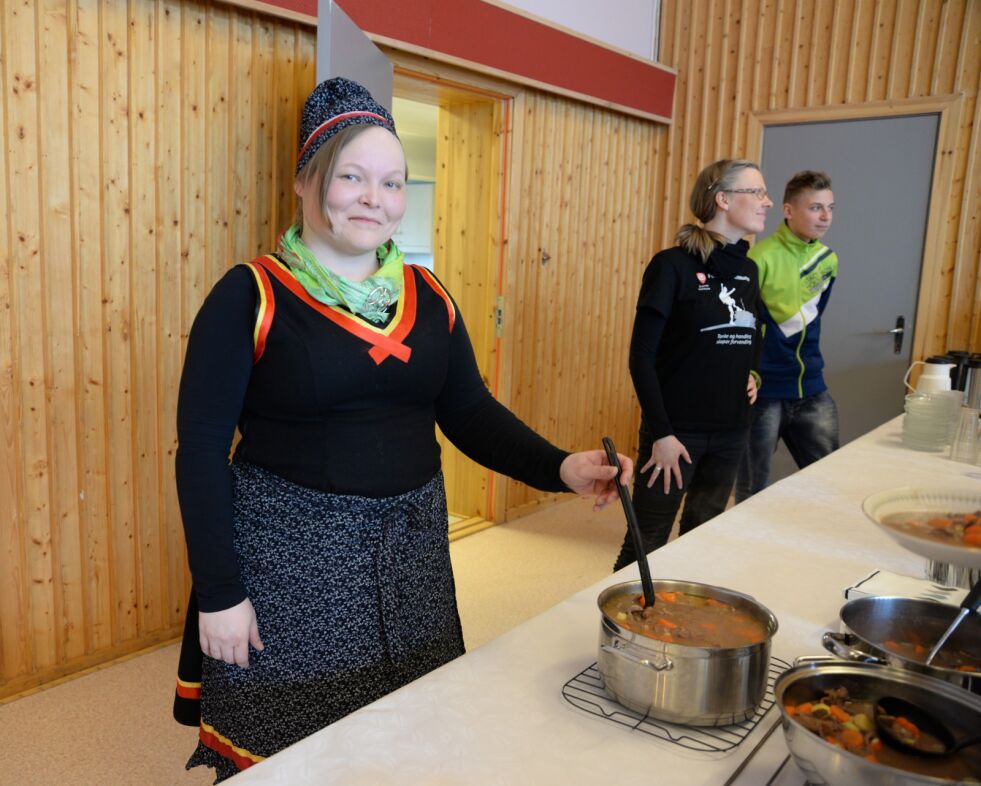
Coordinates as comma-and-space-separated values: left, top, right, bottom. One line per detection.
888, 316, 905, 354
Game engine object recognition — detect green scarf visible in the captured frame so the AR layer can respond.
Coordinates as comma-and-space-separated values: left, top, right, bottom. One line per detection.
277, 224, 404, 324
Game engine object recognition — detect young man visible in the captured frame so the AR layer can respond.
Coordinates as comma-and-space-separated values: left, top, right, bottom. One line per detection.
735, 171, 839, 501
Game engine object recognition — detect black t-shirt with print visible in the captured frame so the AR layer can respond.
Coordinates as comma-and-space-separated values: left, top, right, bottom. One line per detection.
631, 241, 760, 438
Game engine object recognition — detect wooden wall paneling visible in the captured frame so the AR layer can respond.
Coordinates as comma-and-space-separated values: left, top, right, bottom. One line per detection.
958, 6, 981, 349
929, 0, 962, 96
0, 0, 30, 684
271, 28, 295, 235
824, 0, 852, 105
768, 0, 793, 110
8, 0, 59, 672
886, 0, 916, 99
566, 105, 589, 445
102, 0, 137, 646
675, 0, 700, 242
947, 5, 981, 350
71, 0, 112, 655
206, 6, 231, 287
804, 0, 829, 106
728, 0, 753, 154
158, 0, 185, 629
253, 18, 275, 253
181, 0, 208, 349
130, 0, 164, 638
786, 0, 809, 109
844, 0, 874, 103
909, 0, 942, 98
39, 0, 86, 664
866, 0, 897, 102
701, 0, 723, 167
230, 12, 255, 265
712, 0, 737, 157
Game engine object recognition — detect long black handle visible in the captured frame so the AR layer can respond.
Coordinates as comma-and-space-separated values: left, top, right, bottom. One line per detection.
602, 436, 656, 608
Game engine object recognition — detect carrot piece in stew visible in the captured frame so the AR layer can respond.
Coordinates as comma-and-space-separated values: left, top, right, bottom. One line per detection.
894, 716, 920, 737
829, 705, 851, 723
840, 728, 864, 748
655, 591, 678, 603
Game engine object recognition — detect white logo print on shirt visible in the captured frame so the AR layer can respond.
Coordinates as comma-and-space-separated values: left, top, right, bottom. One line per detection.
700, 284, 757, 340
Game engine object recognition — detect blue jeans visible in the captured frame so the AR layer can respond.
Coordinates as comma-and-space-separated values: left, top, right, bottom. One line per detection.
735, 390, 839, 502
613, 425, 748, 571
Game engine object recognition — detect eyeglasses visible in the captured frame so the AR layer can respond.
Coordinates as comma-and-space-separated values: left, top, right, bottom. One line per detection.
723, 187, 769, 201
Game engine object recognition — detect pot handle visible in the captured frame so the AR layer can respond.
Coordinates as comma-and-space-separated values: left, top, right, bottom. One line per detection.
601, 637, 673, 672
821, 631, 887, 665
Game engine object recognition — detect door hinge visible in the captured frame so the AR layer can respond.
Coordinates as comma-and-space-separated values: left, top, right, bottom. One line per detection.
495, 296, 505, 337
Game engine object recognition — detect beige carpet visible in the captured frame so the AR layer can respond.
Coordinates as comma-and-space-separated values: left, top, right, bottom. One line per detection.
0, 495, 636, 786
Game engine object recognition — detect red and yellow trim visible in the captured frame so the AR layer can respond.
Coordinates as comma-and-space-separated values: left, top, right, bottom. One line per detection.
413, 265, 456, 333
243, 260, 276, 363
253, 255, 415, 365
200, 720, 266, 771
175, 677, 201, 700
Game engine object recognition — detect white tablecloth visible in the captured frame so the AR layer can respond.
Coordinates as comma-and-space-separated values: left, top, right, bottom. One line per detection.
228, 417, 979, 785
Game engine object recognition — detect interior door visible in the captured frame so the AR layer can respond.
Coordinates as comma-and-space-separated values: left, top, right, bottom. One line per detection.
759, 114, 938, 482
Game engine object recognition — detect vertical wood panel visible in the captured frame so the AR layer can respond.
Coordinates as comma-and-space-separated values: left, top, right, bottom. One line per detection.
8, 0, 57, 672
102, 0, 137, 646
71, 0, 113, 654
39, 0, 85, 663
0, 0, 317, 699
157, 0, 183, 628
0, 0, 31, 683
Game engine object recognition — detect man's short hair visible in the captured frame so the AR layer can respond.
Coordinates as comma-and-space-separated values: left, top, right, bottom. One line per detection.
783, 171, 832, 205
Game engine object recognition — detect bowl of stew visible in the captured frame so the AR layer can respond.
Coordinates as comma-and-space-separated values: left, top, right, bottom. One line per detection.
862, 486, 981, 569
822, 595, 980, 694
776, 659, 981, 785
597, 579, 778, 726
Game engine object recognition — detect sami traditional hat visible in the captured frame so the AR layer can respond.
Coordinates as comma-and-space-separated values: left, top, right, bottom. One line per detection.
295, 77, 396, 175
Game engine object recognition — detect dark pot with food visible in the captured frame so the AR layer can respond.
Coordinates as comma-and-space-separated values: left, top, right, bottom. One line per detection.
822, 596, 979, 694
597, 579, 778, 726
776, 660, 981, 785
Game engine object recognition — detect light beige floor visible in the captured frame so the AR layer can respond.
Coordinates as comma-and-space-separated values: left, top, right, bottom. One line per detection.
0, 495, 638, 786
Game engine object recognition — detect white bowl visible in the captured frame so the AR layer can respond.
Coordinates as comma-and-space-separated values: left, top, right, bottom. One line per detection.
862, 486, 981, 569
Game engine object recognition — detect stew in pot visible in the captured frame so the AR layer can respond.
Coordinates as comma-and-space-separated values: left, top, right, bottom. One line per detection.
602, 591, 767, 647
785, 686, 981, 781
876, 633, 980, 672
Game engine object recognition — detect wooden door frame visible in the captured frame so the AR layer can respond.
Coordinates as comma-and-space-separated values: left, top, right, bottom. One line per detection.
746, 95, 963, 364
390, 54, 516, 528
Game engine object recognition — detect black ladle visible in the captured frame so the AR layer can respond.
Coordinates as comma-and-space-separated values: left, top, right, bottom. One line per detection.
602, 436, 655, 608
875, 695, 981, 758
924, 579, 981, 665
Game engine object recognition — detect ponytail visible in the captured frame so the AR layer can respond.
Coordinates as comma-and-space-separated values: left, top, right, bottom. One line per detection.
676, 224, 726, 264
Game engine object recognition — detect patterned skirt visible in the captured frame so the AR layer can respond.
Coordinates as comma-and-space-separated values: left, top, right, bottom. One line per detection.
185, 462, 465, 782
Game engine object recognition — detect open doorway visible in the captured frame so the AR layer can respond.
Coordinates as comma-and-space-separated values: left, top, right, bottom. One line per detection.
392, 71, 511, 539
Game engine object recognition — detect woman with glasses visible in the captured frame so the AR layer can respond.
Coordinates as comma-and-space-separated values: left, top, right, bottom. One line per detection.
613, 159, 772, 570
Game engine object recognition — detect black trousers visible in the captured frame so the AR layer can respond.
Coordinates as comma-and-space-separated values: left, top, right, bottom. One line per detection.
613, 424, 748, 571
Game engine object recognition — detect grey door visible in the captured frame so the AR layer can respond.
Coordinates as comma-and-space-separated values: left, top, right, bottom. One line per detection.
759, 114, 938, 482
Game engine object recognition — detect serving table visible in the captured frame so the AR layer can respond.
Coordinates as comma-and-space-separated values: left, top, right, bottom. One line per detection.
228, 417, 979, 785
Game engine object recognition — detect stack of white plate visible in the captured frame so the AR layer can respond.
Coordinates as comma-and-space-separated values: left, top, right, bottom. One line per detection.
902, 391, 960, 451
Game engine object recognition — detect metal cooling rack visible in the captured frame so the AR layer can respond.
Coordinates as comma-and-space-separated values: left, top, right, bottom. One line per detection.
561, 655, 792, 754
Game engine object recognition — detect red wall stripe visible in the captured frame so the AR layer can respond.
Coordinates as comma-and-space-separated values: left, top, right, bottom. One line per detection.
244, 0, 675, 121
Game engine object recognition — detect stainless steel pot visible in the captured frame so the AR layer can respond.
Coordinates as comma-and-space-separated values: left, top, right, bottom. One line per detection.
596, 579, 778, 726
822, 595, 979, 694
776, 660, 981, 785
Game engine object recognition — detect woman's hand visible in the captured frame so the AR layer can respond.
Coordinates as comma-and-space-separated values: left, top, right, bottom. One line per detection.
560, 449, 634, 511
641, 435, 692, 492
747, 374, 758, 405
199, 597, 264, 668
